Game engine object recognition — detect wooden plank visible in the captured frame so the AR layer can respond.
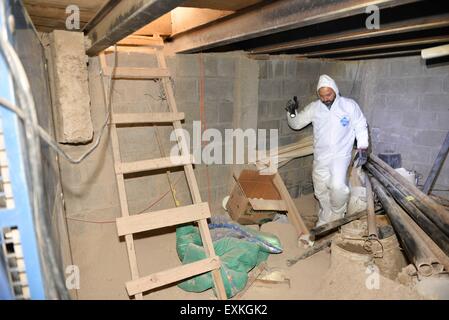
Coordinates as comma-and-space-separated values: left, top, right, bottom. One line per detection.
99, 51, 142, 300
273, 173, 309, 237
112, 112, 185, 124
116, 155, 192, 174
155, 46, 227, 300
103, 46, 158, 54
104, 67, 170, 79
248, 198, 287, 211
126, 256, 221, 296
116, 202, 211, 236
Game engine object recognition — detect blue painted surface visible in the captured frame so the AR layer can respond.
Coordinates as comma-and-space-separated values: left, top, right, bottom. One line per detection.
0, 1, 46, 299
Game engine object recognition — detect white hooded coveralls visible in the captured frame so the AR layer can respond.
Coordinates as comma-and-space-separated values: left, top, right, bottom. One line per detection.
287, 75, 369, 226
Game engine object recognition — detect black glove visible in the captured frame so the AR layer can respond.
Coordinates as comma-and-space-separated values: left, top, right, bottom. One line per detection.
285, 96, 299, 118
354, 148, 368, 167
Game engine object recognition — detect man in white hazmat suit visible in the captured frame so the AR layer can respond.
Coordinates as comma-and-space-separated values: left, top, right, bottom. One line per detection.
286, 75, 369, 226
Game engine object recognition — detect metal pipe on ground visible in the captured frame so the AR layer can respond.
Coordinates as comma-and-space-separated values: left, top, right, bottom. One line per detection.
369, 176, 444, 277
366, 162, 449, 256
365, 176, 378, 239
422, 131, 449, 195
368, 154, 449, 236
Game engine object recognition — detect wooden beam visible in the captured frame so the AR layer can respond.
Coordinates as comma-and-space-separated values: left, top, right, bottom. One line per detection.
297, 36, 449, 58
116, 202, 211, 236
168, 0, 421, 53
103, 67, 170, 79
252, 14, 449, 54
86, 0, 184, 56
112, 112, 185, 125
272, 173, 309, 237
248, 198, 287, 211
116, 155, 192, 175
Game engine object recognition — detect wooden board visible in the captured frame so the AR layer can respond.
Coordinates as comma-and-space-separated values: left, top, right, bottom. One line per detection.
116, 202, 211, 236
112, 112, 184, 124
126, 256, 221, 296
248, 198, 287, 211
116, 155, 192, 174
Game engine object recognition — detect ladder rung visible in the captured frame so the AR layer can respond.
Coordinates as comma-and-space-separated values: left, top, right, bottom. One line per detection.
116, 155, 192, 175
104, 46, 158, 54
116, 202, 210, 236
126, 256, 221, 296
112, 112, 184, 125
104, 67, 170, 79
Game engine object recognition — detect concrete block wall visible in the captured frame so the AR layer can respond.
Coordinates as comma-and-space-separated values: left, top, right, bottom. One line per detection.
358, 56, 449, 197
257, 56, 362, 197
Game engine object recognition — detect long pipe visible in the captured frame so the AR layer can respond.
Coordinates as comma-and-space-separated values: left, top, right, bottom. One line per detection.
366, 162, 449, 255
369, 177, 443, 276
368, 154, 449, 232
422, 131, 449, 194
365, 176, 378, 239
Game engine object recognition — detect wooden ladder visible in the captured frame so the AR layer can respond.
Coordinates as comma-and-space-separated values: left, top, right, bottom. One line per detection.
98, 37, 227, 300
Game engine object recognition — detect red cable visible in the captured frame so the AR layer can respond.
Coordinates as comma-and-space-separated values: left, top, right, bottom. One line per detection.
198, 53, 212, 206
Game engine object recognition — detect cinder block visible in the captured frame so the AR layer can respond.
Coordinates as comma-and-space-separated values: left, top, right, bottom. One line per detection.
389, 57, 423, 77
174, 78, 198, 103
269, 100, 290, 119
205, 78, 234, 102
217, 57, 236, 77
258, 119, 281, 130
372, 142, 398, 155
296, 60, 321, 78
404, 77, 444, 94
285, 60, 297, 79
372, 109, 402, 128
385, 94, 420, 111
258, 60, 268, 79
177, 101, 200, 122
401, 111, 437, 129
282, 80, 299, 97
259, 79, 282, 100
412, 129, 448, 148
435, 112, 449, 130
397, 143, 434, 164
420, 94, 449, 112
204, 55, 218, 77
273, 60, 285, 78
377, 127, 414, 145
218, 101, 234, 123
176, 54, 199, 77
444, 75, 449, 93
280, 120, 296, 136
375, 78, 407, 94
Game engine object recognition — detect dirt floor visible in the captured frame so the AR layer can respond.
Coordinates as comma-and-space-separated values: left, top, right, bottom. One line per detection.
72, 193, 427, 300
